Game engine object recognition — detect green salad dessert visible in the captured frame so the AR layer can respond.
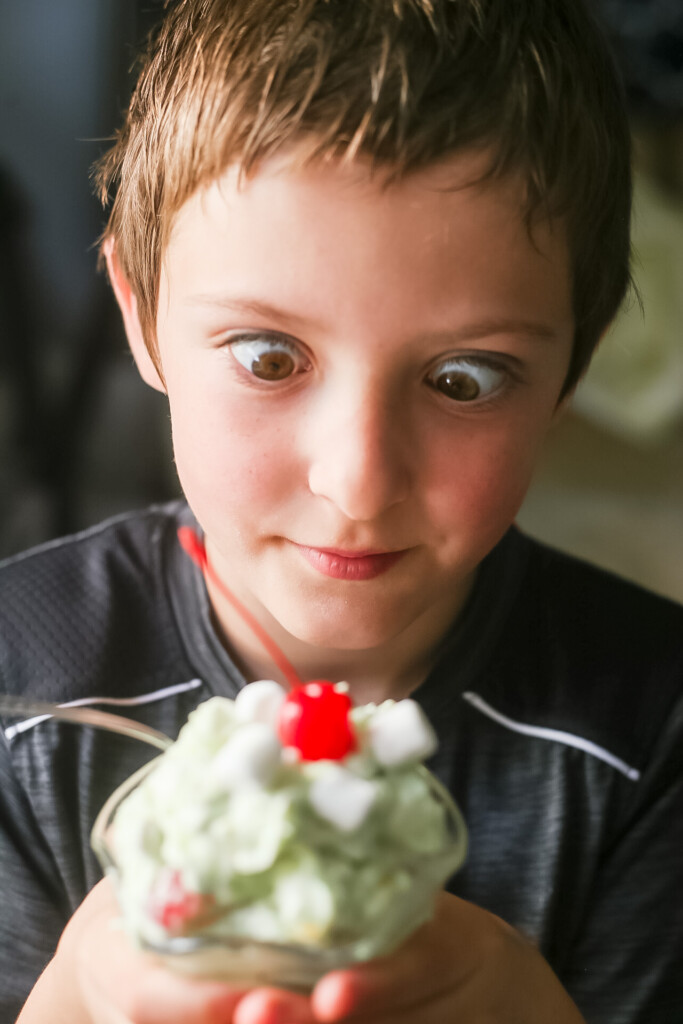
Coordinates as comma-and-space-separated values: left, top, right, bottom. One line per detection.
94, 680, 467, 982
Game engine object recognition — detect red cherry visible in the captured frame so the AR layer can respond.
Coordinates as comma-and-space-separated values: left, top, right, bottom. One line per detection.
149, 869, 212, 934
277, 681, 356, 761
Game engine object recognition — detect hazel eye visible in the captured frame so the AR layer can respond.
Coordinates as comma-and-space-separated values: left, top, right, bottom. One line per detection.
230, 337, 304, 381
427, 358, 506, 402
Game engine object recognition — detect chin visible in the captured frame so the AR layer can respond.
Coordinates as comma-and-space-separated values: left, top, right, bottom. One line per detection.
277, 604, 401, 654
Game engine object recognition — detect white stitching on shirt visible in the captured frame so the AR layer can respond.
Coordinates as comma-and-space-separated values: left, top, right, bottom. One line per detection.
462, 691, 641, 782
3, 678, 204, 741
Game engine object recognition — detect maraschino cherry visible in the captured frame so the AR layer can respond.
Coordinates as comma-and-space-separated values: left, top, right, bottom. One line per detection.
278, 682, 356, 761
150, 869, 214, 934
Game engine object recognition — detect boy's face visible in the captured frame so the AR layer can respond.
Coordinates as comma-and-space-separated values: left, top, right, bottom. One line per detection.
137, 151, 573, 656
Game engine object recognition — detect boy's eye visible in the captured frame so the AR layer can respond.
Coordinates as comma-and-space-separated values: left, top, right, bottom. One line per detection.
426, 357, 506, 402
229, 336, 305, 381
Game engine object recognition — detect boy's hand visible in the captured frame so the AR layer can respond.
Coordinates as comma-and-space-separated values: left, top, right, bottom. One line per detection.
233, 892, 585, 1024
19, 878, 248, 1024
21, 883, 583, 1024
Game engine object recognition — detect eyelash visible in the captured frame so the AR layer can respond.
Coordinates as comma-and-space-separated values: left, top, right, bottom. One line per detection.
225, 332, 521, 405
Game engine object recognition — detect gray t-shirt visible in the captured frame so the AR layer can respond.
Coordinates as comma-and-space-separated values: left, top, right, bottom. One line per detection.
1, 501, 682, 1022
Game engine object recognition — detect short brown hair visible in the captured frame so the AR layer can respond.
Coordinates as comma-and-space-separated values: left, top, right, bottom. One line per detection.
96, 0, 633, 396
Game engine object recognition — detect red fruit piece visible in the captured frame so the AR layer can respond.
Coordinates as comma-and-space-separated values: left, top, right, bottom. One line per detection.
149, 869, 210, 934
278, 681, 356, 761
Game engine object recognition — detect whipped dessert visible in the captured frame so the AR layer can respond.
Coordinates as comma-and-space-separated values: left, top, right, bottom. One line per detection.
95, 680, 467, 981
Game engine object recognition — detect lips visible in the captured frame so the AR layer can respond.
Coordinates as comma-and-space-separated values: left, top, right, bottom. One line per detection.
295, 545, 408, 581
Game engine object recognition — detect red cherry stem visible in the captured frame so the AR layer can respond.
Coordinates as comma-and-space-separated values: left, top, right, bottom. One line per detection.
177, 526, 302, 690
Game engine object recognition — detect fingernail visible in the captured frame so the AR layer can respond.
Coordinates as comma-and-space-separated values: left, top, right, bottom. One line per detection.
234, 988, 314, 1024
312, 972, 357, 1019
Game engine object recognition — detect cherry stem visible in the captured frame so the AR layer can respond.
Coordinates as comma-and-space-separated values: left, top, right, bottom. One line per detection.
177, 526, 302, 690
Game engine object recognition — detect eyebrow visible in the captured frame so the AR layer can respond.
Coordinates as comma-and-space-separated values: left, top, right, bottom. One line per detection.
447, 318, 559, 343
184, 294, 559, 343
184, 295, 322, 333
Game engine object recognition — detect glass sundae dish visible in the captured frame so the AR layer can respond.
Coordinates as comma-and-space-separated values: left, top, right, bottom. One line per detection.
92, 680, 467, 990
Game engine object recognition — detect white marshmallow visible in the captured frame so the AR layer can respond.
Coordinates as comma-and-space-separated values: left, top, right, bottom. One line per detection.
212, 722, 282, 789
309, 768, 379, 832
369, 699, 438, 767
282, 746, 302, 766
234, 680, 287, 727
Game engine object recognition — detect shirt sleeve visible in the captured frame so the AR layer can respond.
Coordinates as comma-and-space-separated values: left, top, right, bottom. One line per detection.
559, 693, 683, 1024
0, 728, 71, 1021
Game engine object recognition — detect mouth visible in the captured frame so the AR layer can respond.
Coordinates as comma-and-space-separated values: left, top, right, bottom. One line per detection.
294, 545, 409, 581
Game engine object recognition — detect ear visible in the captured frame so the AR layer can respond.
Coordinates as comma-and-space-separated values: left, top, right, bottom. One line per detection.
104, 239, 166, 393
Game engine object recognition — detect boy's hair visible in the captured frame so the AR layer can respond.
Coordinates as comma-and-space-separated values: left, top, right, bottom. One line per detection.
96, 0, 633, 396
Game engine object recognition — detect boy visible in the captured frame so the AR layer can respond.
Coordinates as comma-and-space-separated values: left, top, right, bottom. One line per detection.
2, 0, 682, 1021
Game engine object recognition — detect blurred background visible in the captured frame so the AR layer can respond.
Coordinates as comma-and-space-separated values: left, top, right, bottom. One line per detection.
1, 0, 682, 602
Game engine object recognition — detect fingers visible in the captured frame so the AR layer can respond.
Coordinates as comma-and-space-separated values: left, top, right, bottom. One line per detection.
69, 882, 567, 1024
73, 879, 248, 1024
228, 896, 583, 1024
120, 968, 247, 1024
311, 891, 474, 1021
229, 893, 474, 1024
309, 894, 584, 1024
313, 983, 463, 1024
233, 987, 316, 1024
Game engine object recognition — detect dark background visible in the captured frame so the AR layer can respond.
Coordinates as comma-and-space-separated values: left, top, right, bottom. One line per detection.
0, 0, 174, 556
1, 1, 682, 595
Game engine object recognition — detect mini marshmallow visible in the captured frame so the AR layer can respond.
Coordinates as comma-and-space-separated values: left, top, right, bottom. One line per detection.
212, 722, 282, 789
234, 680, 287, 727
282, 746, 302, 766
368, 699, 438, 767
309, 767, 379, 832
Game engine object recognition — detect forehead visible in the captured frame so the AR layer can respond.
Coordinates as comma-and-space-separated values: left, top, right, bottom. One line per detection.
160, 150, 572, 338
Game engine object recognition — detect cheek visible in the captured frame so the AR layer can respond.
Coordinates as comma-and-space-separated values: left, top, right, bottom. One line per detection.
167, 387, 297, 521
427, 422, 542, 547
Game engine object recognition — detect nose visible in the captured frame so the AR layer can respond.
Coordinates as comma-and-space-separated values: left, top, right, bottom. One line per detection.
306, 381, 411, 522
